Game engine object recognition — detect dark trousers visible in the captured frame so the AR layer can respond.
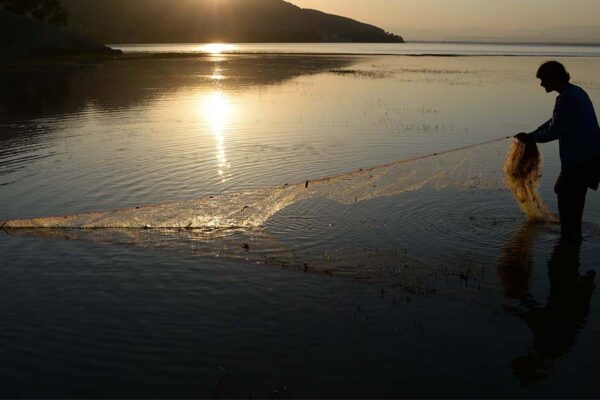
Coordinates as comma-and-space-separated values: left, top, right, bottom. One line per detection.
555, 172, 589, 242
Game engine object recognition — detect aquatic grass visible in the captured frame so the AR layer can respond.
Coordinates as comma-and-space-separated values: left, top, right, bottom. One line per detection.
396, 68, 481, 75
329, 69, 394, 79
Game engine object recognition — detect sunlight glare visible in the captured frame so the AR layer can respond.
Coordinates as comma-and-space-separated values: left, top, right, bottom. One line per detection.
201, 43, 236, 54
211, 67, 225, 81
201, 91, 232, 181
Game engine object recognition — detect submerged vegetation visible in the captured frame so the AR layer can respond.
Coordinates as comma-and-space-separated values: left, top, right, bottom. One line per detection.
329, 69, 394, 79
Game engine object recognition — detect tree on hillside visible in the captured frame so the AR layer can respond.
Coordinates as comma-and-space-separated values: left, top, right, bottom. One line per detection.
0, 0, 68, 26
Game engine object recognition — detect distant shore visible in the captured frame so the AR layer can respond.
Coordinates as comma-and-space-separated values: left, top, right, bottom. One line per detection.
409, 39, 600, 47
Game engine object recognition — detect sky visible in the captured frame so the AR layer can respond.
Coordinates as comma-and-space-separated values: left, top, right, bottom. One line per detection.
289, 0, 600, 43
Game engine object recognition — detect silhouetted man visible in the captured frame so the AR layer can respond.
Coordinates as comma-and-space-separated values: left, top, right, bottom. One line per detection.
516, 61, 600, 243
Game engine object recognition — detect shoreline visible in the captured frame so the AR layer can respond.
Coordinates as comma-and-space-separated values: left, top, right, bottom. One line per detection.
4, 52, 600, 66
5, 41, 600, 63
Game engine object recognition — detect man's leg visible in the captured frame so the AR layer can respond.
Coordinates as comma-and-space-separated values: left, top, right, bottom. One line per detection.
556, 173, 588, 243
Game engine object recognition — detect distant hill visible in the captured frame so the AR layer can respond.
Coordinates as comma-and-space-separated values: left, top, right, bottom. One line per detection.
0, 10, 119, 58
61, 0, 403, 44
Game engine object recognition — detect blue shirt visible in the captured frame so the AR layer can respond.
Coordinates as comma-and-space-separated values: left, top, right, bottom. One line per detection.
531, 83, 600, 172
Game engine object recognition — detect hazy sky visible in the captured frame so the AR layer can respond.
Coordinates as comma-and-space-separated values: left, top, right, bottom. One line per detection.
289, 0, 600, 42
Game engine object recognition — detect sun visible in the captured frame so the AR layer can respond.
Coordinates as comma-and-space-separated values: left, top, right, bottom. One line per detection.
201, 43, 236, 54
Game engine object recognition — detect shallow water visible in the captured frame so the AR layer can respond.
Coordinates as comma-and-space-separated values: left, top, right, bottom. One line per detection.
2, 53, 600, 397
114, 42, 600, 57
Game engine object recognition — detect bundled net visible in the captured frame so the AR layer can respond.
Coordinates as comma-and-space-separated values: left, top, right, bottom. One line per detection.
503, 140, 557, 223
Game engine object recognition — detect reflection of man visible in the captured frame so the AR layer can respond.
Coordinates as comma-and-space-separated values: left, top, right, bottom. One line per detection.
500, 233, 596, 386
516, 61, 600, 243
498, 224, 537, 300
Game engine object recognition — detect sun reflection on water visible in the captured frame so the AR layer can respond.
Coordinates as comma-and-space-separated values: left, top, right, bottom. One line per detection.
210, 67, 226, 81
201, 90, 232, 182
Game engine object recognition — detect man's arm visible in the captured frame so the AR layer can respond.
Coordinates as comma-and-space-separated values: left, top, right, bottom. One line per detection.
515, 120, 550, 143
530, 95, 572, 143
532, 119, 551, 135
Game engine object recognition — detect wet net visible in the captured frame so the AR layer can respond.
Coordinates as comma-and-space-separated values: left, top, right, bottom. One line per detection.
503, 140, 557, 223
1, 137, 558, 299
3, 137, 521, 230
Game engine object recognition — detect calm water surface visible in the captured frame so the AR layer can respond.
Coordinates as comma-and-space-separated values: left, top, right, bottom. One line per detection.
114, 42, 600, 57
2, 50, 600, 397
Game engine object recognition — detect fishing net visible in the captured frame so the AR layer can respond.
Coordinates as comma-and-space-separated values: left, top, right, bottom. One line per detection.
3, 138, 516, 230
503, 140, 557, 223
1, 137, 559, 299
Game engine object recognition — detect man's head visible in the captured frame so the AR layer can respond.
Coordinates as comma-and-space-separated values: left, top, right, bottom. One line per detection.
536, 61, 570, 93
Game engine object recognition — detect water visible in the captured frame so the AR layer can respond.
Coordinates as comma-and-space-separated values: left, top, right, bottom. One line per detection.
2, 45, 600, 397
113, 42, 600, 57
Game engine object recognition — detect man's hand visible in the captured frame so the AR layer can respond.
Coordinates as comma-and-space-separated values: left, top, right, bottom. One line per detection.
515, 132, 533, 143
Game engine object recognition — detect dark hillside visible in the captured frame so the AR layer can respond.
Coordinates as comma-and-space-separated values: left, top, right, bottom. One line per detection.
0, 10, 119, 58
61, 0, 403, 44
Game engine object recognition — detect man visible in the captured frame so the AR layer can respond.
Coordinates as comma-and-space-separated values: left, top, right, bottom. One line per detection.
516, 61, 600, 243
